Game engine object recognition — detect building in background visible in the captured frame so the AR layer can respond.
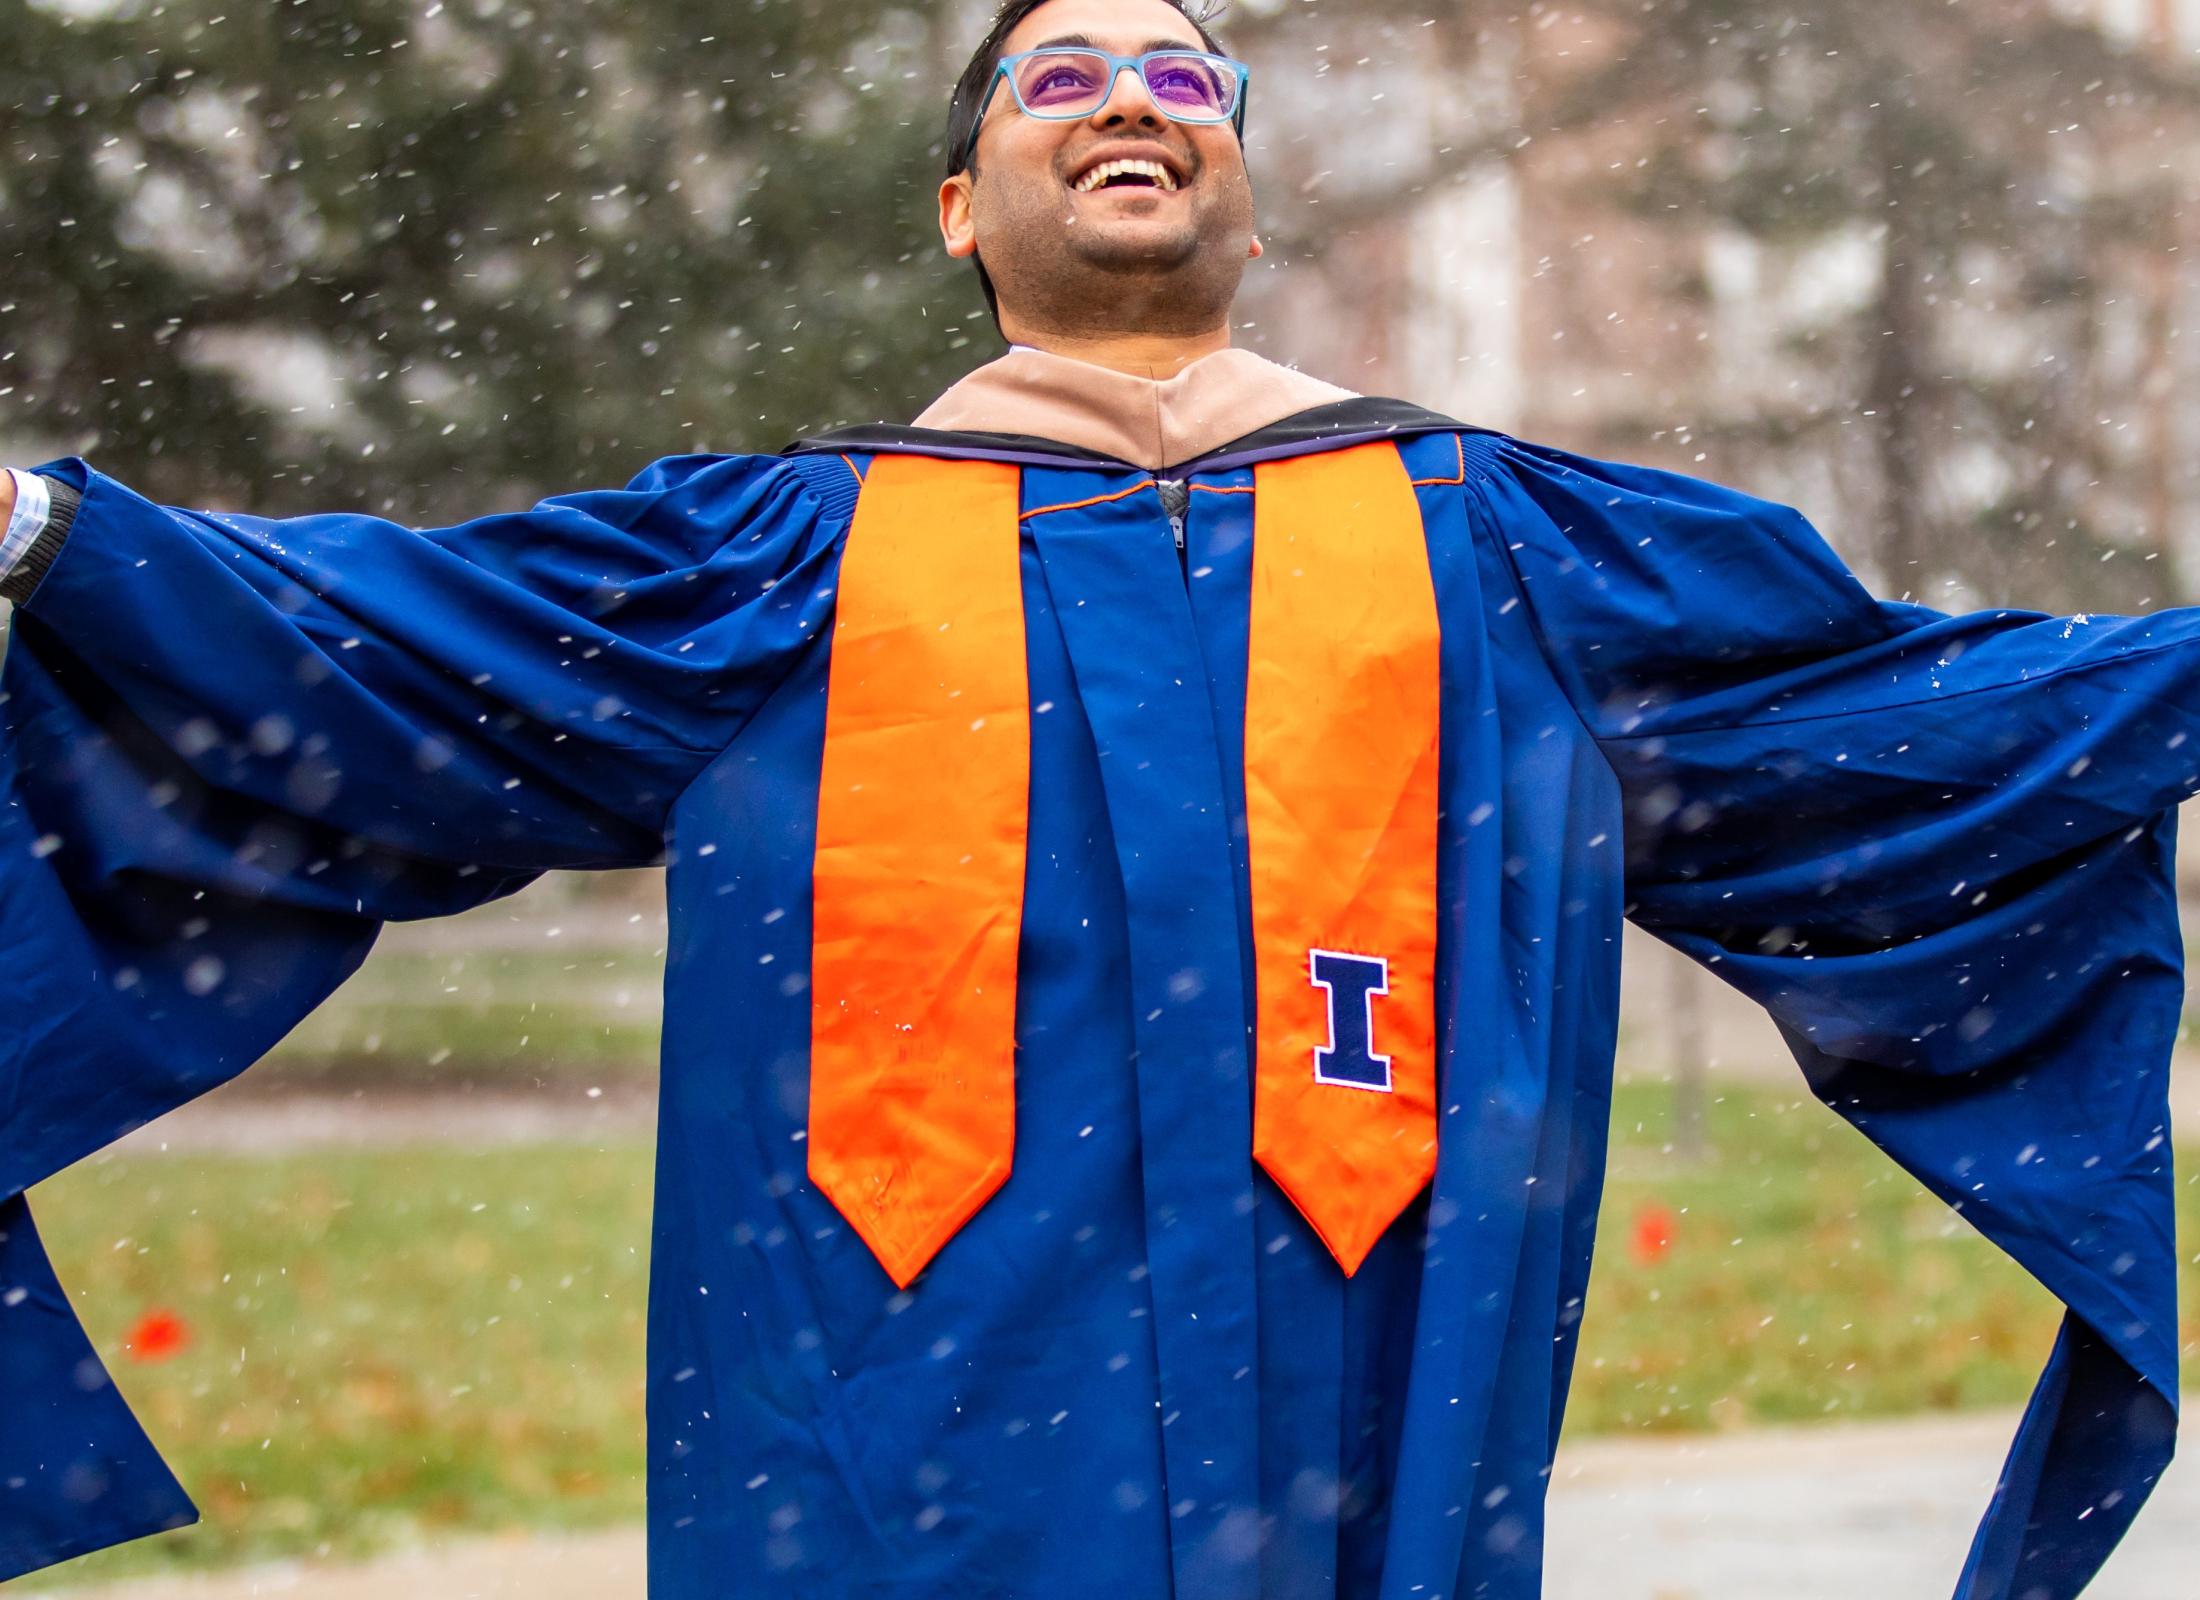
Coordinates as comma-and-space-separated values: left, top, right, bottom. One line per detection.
1238, 0, 2200, 608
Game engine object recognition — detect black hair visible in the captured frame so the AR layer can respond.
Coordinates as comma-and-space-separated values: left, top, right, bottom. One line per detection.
944, 0, 1232, 336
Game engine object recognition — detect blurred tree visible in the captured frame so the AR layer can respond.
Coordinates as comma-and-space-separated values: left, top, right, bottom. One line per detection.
1548, 0, 2200, 610
0, 0, 993, 521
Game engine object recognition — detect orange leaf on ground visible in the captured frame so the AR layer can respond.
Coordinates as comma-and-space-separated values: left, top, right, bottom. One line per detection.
125, 1308, 191, 1363
1630, 1203, 1675, 1265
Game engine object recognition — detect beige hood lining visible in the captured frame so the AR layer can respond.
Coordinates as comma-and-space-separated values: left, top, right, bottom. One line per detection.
913, 347, 1359, 471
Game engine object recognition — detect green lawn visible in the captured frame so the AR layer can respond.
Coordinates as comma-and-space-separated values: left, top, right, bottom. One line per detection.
1567, 1085, 2132, 1435
18, 1082, 2196, 1585
23, 1145, 654, 1586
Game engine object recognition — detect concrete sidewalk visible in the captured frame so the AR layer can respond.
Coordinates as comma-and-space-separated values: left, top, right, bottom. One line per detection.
1544, 1410, 2194, 1599
43, 1410, 2194, 1599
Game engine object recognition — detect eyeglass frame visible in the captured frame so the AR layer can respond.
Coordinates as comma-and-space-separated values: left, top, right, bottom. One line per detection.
957, 46, 1252, 173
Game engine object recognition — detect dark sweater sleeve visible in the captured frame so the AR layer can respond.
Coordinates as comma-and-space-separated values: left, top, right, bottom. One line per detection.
0, 474, 80, 607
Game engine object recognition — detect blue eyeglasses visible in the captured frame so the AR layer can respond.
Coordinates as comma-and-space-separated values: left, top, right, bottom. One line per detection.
959, 47, 1252, 170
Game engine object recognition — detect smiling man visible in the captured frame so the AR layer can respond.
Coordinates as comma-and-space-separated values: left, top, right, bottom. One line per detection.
0, 3, 2191, 1599
938, 0, 1259, 369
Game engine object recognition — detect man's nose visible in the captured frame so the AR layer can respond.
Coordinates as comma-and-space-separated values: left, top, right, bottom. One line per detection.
1086, 63, 1167, 131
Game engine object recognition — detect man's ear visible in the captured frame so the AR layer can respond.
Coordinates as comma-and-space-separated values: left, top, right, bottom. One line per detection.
939, 172, 978, 261
1248, 234, 1264, 261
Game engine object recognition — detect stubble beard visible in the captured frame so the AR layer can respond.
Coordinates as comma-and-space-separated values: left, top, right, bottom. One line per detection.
979, 171, 1254, 341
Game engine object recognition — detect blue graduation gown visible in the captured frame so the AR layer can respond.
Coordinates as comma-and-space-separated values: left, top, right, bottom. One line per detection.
0, 408, 2182, 1600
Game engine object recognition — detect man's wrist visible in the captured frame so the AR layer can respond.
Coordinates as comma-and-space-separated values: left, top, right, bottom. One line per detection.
3, 466, 52, 556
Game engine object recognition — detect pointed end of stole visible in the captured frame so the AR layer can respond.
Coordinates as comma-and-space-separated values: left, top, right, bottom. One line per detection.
814, 1148, 1015, 1294
1287, 1200, 1382, 1278
1267, 1157, 1438, 1280
1330, 1234, 1376, 1279
834, 1208, 936, 1292
833, 1215, 929, 1291
881, 1246, 928, 1293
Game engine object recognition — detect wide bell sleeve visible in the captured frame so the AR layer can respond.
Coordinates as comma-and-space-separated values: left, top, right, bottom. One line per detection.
1473, 433, 2188, 1600
0, 450, 852, 1579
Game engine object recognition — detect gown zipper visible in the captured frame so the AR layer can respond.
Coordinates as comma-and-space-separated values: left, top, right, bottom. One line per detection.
1157, 477, 1190, 579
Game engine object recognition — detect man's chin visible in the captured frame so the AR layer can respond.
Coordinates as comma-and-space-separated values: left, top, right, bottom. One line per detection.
1062, 222, 1207, 274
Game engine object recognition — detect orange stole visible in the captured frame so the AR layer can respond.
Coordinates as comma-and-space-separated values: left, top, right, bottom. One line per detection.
1246, 444, 1443, 1276
807, 444, 1442, 1288
808, 456, 1029, 1291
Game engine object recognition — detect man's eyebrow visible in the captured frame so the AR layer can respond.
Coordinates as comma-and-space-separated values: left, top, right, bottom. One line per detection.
1027, 32, 1211, 53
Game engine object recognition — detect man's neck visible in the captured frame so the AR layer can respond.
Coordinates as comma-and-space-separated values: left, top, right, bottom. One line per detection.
998, 324, 1234, 381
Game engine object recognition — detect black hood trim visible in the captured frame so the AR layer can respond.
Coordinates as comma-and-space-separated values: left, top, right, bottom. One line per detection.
1190, 398, 1492, 474
782, 425, 1125, 473
783, 397, 1495, 476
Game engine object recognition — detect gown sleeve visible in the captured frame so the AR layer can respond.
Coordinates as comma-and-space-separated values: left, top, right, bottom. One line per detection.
0, 450, 854, 1579
1471, 433, 2186, 1600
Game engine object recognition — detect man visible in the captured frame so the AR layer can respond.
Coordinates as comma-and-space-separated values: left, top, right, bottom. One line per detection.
0, 0, 2185, 1596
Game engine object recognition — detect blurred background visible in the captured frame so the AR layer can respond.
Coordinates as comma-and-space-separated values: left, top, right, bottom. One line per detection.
4, 0, 2199, 1594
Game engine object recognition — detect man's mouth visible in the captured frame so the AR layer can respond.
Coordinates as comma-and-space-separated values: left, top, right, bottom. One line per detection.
1070, 158, 1183, 195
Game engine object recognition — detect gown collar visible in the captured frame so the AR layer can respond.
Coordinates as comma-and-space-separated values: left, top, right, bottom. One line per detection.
908, 346, 1361, 471
788, 386, 1479, 478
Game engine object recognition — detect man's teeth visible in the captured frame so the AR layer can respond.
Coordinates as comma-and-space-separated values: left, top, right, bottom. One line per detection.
1073, 159, 1180, 194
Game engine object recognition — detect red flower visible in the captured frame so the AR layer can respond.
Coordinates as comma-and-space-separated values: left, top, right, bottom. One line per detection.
1630, 1204, 1675, 1265
125, 1308, 191, 1363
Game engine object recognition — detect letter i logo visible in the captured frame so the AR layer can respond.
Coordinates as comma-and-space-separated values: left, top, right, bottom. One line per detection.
1308, 949, 1393, 1092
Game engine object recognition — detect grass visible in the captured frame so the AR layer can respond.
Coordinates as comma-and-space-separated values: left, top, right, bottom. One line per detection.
22, 1145, 654, 1588
16, 1081, 2197, 1586
1564, 1082, 2127, 1436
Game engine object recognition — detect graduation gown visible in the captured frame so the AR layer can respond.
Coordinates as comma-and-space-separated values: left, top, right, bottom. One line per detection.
0, 354, 2184, 1600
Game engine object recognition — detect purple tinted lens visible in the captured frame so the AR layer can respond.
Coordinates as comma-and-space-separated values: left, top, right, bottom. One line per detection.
1016, 52, 1109, 110
1144, 54, 1232, 115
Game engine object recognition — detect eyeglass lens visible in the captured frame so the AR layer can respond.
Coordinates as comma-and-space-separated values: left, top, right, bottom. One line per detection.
1013, 52, 1237, 119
